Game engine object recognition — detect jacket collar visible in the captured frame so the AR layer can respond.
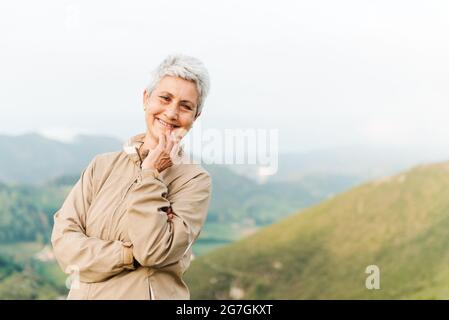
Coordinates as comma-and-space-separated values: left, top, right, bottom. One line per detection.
123, 132, 146, 165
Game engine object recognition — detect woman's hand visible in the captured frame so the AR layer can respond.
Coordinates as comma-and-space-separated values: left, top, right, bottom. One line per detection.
141, 130, 181, 172
141, 130, 182, 221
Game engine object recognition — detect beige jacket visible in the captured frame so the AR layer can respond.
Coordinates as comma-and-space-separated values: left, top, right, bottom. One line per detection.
51, 132, 212, 300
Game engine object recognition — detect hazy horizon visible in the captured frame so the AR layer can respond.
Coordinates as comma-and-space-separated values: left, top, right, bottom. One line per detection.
1, 0, 448, 153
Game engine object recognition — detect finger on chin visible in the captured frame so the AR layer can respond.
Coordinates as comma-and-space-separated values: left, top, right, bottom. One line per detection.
165, 131, 175, 153
170, 142, 181, 161
158, 132, 166, 149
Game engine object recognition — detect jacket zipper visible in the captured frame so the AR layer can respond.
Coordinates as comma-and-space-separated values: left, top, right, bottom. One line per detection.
106, 177, 137, 240
149, 279, 154, 300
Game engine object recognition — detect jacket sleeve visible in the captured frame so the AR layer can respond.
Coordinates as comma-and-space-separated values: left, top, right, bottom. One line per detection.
51, 155, 135, 283
126, 167, 212, 269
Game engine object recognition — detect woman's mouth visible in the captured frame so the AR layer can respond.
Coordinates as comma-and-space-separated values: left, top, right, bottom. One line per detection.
156, 118, 178, 130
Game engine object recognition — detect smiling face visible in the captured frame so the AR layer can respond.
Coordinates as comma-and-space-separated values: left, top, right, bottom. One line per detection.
143, 75, 199, 149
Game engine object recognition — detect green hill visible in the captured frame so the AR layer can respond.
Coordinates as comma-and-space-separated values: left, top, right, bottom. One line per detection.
185, 161, 449, 299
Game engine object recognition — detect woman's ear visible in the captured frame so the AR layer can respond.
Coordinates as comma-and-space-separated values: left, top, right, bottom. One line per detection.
143, 90, 150, 110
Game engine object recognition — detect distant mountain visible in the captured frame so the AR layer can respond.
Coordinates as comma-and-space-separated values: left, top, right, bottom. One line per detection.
205, 164, 360, 225
229, 145, 449, 183
185, 161, 449, 299
3, 133, 448, 188
0, 132, 122, 185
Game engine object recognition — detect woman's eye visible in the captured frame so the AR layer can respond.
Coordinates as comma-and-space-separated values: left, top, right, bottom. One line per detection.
182, 105, 192, 110
160, 96, 169, 101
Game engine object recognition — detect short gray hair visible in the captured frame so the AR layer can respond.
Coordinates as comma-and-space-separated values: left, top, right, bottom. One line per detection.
146, 53, 210, 118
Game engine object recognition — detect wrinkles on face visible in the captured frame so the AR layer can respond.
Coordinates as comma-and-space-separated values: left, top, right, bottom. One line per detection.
143, 76, 198, 150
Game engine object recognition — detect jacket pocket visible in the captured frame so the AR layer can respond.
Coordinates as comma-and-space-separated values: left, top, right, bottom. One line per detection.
148, 271, 188, 299
85, 269, 150, 299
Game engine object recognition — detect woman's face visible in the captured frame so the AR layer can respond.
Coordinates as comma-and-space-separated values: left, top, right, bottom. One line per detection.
143, 75, 199, 143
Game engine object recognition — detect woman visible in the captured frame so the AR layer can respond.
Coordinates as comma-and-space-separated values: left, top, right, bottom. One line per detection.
51, 54, 212, 300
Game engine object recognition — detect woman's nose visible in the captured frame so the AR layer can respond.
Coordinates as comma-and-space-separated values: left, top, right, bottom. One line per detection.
165, 104, 179, 120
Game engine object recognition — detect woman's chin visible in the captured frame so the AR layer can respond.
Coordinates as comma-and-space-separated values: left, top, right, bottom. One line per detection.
150, 122, 166, 136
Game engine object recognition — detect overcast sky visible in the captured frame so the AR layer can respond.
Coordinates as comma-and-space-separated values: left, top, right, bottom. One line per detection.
1, 0, 448, 153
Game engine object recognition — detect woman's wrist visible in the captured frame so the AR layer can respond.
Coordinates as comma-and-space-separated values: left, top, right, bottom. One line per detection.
141, 163, 158, 171
141, 167, 162, 181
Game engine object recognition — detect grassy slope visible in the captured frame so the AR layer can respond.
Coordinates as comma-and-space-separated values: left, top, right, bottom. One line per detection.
185, 161, 449, 299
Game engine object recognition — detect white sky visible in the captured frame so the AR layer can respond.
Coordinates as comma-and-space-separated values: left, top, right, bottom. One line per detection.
1, 0, 448, 152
